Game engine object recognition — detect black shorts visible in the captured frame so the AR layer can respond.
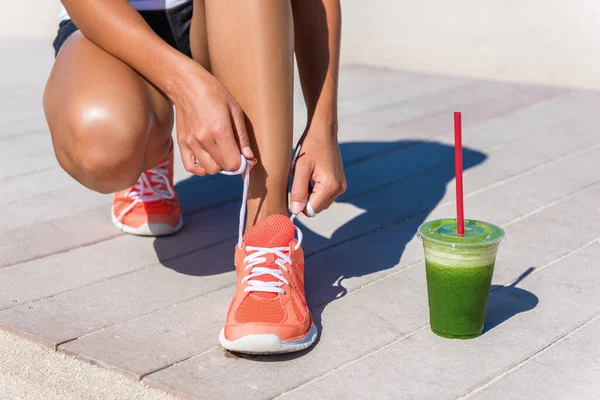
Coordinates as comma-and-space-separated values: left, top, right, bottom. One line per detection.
52, 2, 193, 58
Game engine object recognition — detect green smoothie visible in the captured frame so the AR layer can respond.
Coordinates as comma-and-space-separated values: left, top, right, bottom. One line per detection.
418, 219, 504, 339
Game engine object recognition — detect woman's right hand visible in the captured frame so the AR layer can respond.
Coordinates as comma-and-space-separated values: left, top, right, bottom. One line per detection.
170, 60, 256, 175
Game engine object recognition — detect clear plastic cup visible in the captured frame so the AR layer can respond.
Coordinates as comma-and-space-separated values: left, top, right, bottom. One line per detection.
418, 219, 505, 339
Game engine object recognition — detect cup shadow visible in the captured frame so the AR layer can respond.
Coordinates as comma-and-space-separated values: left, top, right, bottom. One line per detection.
483, 267, 539, 334
154, 138, 489, 358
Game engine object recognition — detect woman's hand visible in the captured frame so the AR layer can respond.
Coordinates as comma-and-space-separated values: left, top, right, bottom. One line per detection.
171, 60, 257, 175
290, 123, 346, 216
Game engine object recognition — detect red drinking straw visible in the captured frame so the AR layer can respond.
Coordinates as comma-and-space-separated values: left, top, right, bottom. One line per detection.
454, 112, 465, 236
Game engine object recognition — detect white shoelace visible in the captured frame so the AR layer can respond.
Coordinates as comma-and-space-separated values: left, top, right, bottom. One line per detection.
117, 158, 176, 221
241, 247, 292, 294
220, 153, 307, 294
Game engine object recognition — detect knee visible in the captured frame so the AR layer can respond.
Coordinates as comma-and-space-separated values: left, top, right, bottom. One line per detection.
70, 147, 143, 195
54, 104, 151, 194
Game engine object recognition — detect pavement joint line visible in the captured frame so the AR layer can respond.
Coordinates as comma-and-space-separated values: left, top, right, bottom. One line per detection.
465, 141, 600, 201
503, 182, 600, 227
384, 87, 570, 131
139, 346, 220, 382
56, 281, 234, 351
347, 80, 562, 123
0, 231, 123, 271
341, 79, 476, 118
0, 127, 49, 142
337, 70, 432, 103
0, 231, 237, 318
515, 237, 600, 278
0, 234, 236, 315
457, 312, 600, 399
271, 324, 430, 399
0, 165, 56, 183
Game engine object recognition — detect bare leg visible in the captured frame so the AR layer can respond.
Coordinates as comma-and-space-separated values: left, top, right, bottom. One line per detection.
189, 0, 212, 72
43, 32, 174, 194
203, 0, 294, 227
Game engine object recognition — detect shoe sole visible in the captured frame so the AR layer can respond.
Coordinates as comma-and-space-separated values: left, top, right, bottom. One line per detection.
219, 323, 318, 355
111, 210, 183, 237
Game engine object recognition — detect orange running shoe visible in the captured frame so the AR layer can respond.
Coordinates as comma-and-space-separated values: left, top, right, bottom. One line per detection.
219, 213, 317, 354
111, 148, 183, 236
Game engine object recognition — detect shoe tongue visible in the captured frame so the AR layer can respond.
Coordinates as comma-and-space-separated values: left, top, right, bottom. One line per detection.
244, 214, 295, 299
244, 214, 295, 248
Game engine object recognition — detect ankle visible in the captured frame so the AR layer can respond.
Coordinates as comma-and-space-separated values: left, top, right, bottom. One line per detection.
246, 198, 288, 229
245, 165, 290, 228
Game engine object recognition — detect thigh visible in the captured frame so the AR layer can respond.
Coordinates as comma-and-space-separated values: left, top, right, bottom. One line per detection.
44, 31, 174, 189
190, 0, 211, 71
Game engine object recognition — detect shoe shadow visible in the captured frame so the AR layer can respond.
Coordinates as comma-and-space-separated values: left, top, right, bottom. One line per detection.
484, 267, 539, 334
153, 138, 489, 359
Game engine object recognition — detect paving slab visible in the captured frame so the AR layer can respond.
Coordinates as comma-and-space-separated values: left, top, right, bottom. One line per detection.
0, 202, 240, 310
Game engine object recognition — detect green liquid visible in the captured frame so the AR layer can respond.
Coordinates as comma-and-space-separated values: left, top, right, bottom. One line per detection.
426, 259, 495, 338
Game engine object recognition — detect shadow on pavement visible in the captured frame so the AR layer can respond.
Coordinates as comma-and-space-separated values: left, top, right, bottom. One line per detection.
484, 267, 539, 334
154, 138, 489, 358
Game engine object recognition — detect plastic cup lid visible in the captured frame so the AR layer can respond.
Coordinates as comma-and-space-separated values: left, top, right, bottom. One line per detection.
418, 218, 505, 248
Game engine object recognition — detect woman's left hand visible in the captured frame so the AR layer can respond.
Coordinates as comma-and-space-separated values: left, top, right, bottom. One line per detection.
290, 123, 346, 216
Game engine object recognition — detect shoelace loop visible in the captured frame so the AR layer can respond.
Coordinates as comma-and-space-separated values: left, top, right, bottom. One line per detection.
118, 158, 175, 221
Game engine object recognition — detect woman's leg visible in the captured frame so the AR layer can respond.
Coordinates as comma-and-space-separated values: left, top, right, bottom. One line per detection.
203, 0, 294, 227
43, 32, 174, 194
189, 0, 211, 72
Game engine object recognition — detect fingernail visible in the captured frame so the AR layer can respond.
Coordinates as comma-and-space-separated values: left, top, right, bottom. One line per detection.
291, 201, 303, 215
243, 147, 254, 158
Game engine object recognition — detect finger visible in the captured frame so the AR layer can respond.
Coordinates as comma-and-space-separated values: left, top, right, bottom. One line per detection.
290, 163, 312, 215
213, 108, 244, 171
189, 142, 220, 175
179, 139, 207, 176
306, 177, 339, 215
229, 103, 256, 163
314, 178, 346, 216
193, 122, 234, 172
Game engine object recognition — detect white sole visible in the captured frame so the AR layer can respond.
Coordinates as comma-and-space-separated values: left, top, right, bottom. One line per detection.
111, 210, 183, 237
219, 323, 318, 355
